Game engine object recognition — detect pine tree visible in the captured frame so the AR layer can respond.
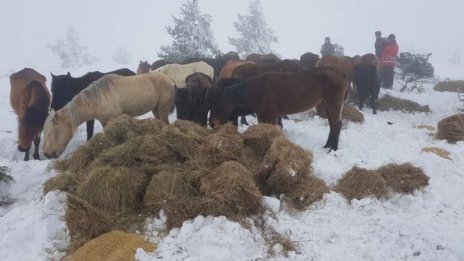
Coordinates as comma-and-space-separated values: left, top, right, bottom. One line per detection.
229, 0, 278, 58
158, 0, 219, 61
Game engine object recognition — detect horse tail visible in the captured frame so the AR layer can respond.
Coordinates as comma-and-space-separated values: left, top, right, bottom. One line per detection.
170, 84, 178, 113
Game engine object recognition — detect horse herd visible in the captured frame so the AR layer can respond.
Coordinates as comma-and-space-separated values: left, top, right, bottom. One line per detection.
9, 51, 381, 161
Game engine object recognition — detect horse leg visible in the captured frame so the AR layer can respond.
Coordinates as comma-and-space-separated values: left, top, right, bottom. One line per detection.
33, 135, 41, 160
257, 113, 278, 125
240, 116, 249, 126
358, 95, 365, 110
323, 101, 343, 151
23, 148, 30, 161
322, 103, 335, 149
86, 120, 95, 140
277, 116, 283, 129
370, 96, 377, 114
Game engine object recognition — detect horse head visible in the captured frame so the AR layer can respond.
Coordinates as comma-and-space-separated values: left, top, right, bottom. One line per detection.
137, 61, 151, 74
42, 109, 74, 159
50, 73, 75, 111
208, 86, 235, 129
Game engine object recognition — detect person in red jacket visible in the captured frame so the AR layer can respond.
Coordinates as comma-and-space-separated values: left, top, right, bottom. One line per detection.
380, 34, 399, 89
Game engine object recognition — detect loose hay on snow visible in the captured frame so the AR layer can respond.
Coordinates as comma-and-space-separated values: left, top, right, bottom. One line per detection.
282, 176, 330, 210
436, 113, 464, 143
316, 104, 365, 122
336, 167, 389, 200
433, 80, 464, 92
415, 125, 435, 131
200, 133, 243, 165
377, 163, 429, 194
421, 147, 451, 160
69, 230, 156, 261
377, 94, 430, 113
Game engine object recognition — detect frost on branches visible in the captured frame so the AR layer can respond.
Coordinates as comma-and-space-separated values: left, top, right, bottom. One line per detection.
47, 27, 97, 69
229, 0, 278, 58
158, 0, 219, 61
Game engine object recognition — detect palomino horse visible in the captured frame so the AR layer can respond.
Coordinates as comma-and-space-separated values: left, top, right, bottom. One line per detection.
50, 68, 135, 140
42, 71, 176, 158
10, 68, 51, 160
209, 67, 348, 151
154, 61, 214, 88
137, 61, 151, 74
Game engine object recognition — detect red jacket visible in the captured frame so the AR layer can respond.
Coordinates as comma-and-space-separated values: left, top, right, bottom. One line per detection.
381, 42, 399, 66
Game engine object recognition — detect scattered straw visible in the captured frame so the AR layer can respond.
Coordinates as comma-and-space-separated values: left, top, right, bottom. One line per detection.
377, 94, 430, 113
335, 167, 389, 200
415, 125, 435, 131
421, 147, 451, 160
433, 80, 464, 92
377, 163, 429, 194
317, 104, 365, 122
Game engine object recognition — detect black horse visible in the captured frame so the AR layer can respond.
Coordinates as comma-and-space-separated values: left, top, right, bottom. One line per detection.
50, 68, 135, 139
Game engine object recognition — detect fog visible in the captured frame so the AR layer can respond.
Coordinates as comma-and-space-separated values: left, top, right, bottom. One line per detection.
1, 0, 463, 77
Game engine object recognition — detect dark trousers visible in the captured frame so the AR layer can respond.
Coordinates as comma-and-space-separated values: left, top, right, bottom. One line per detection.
381, 66, 394, 89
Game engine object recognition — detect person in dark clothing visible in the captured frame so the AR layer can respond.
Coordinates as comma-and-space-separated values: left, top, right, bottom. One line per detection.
320, 37, 335, 57
380, 34, 399, 89
374, 31, 386, 59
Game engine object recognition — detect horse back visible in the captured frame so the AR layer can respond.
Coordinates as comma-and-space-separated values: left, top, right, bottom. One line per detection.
10, 68, 49, 115
219, 60, 254, 80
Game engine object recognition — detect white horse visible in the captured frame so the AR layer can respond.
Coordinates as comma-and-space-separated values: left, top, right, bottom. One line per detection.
154, 61, 214, 88
42, 71, 176, 158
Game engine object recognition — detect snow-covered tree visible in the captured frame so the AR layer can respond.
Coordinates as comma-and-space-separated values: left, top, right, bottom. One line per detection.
112, 45, 133, 65
229, 0, 278, 58
334, 43, 345, 57
48, 26, 97, 68
158, 0, 219, 61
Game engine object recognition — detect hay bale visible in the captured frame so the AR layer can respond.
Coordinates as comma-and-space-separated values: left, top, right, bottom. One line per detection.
197, 132, 243, 165
316, 104, 365, 122
66, 195, 112, 251
436, 113, 464, 143
433, 80, 464, 92
172, 119, 211, 138
282, 175, 330, 210
43, 172, 78, 194
377, 163, 429, 194
200, 161, 262, 216
335, 167, 389, 200
215, 122, 240, 136
261, 137, 313, 194
144, 169, 200, 228
76, 166, 147, 213
69, 230, 156, 261
242, 124, 283, 158
421, 147, 451, 160
377, 94, 430, 113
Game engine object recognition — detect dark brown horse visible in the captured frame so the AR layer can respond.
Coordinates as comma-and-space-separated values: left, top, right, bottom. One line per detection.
175, 72, 215, 126
209, 67, 348, 151
232, 59, 301, 79
300, 52, 320, 71
245, 53, 281, 63
10, 68, 51, 160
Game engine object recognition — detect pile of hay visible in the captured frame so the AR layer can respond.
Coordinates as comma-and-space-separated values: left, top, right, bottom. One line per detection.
377, 95, 430, 113
336, 163, 429, 200
69, 231, 155, 261
316, 104, 365, 123
415, 125, 435, 131
433, 80, 464, 92
436, 113, 464, 143
45, 116, 327, 251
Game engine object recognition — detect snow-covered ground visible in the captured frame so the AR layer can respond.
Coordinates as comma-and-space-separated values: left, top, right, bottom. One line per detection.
1, 59, 464, 261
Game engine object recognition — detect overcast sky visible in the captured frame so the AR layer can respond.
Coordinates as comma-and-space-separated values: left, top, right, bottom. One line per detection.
1, 0, 463, 75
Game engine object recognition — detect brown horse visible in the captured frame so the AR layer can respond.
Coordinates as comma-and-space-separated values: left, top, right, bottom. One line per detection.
353, 53, 378, 67
137, 60, 151, 74
209, 67, 348, 151
10, 68, 51, 160
218, 60, 255, 80
232, 59, 301, 79
245, 53, 281, 63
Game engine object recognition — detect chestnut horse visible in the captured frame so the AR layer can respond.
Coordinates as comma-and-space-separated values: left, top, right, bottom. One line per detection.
316, 55, 355, 86
245, 53, 281, 63
209, 67, 348, 151
218, 60, 255, 80
42, 71, 176, 158
353, 53, 378, 67
232, 59, 301, 79
10, 68, 51, 160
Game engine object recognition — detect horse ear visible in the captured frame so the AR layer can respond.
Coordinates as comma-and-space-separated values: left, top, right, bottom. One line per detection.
67, 72, 71, 77
50, 72, 55, 77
